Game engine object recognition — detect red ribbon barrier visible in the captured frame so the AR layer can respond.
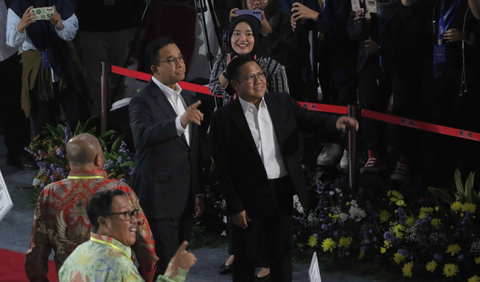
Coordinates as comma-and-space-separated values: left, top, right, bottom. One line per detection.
111, 64, 480, 142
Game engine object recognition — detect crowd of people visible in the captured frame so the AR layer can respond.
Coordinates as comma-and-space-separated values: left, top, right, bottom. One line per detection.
1, 0, 480, 281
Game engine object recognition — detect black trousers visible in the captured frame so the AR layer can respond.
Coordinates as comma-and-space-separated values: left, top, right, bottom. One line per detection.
0, 54, 30, 154
232, 177, 294, 282
358, 64, 421, 158
150, 200, 193, 277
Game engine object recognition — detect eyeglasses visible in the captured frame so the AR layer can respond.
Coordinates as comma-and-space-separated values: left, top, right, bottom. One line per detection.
246, 0, 267, 4
157, 54, 186, 66
105, 209, 139, 221
236, 71, 266, 84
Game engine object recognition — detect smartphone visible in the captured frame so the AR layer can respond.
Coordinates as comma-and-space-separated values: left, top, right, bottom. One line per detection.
235, 10, 262, 22
30, 7, 54, 20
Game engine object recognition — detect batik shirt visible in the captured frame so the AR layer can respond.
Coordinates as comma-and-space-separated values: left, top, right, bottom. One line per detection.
58, 233, 187, 282
25, 170, 158, 282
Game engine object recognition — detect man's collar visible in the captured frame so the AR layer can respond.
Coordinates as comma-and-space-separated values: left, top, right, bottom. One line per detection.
151, 76, 182, 99
68, 170, 107, 178
238, 96, 266, 113
90, 232, 132, 258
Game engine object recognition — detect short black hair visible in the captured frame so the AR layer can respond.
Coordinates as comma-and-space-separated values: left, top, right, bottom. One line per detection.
144, 37, 175, 72
87, 189, 126, 232
225, 54, 257, 82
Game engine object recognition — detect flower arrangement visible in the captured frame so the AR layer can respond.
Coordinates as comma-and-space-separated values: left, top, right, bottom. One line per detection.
25, 119, 135, 202
294, 170, 480, 280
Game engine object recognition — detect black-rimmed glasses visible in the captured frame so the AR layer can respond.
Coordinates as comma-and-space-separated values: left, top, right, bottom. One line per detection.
105, 209, 139, 221
236, 71, 266, 84
157, 54, 186, 67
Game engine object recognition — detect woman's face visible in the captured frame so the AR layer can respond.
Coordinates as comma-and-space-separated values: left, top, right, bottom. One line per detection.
231, 22, 255, 55
246, 0, 269, 11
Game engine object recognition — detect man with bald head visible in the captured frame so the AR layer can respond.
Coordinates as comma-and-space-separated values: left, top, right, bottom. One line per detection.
25, 133, 158, 282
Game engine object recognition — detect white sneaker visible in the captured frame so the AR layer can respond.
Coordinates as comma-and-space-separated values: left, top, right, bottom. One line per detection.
339, 149, 348, 170
317, 143, 342, 166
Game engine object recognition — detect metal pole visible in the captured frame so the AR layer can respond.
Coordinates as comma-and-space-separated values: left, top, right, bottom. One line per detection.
101, 61, 110, 133
348, 105, 358, 189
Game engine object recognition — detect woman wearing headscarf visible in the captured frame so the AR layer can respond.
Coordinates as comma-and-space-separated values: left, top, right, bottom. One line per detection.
6, 0, 88, 138
209, 14, 289, 109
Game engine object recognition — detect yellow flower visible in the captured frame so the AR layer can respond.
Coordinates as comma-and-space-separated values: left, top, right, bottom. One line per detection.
431, 218, 440, 228
394, 252, 405, 265
461, 203, 476, 213
330, 214, 340, 219
346, 201, 350, 206
451, 201, 462, 212
396, 200, 406, 207
426, 260, 437, 272
446, 244, 461, 256
308, 235, 318, 248
419, 207, 434, 219
435, 206, 439, 211
384, 240, 390, 248
380, 210, 390, 223
406, 216, 416, 227
443, 263, 458, 277
380, 247, 386, 254
358, 250, 365, 259
402, 262, 413, 277
321, 238, 337, 253
393, 224, 405, 239
338, 237, 352, 248
468, 275, 480, 282
475, 257, 480, 264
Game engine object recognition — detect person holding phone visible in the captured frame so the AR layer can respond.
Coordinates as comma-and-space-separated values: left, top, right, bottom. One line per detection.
209, 14, 289, 108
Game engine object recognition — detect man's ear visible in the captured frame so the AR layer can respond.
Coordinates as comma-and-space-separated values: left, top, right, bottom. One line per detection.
230, 79, 239, 91
93, 153, 102, 168
151, 65, 158, 74
98, 216, 109, 228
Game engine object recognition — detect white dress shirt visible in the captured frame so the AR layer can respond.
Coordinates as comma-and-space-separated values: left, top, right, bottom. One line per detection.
151, 76, 190, 146
0, 0, 18, 62
239, 96, 287, 179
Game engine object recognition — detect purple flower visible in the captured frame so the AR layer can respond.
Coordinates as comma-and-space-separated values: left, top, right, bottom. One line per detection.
321, 224, 328, 230
434, 253, 442, 261
458, 255, 464, 260
398, 249, 409, 257
120, 178, 126, 183
40, 183, 44, 188
314, 233, 318, 238
293, 234, 297, 241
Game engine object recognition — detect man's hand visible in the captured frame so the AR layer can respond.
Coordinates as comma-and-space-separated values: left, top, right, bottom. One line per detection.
364, 38, 379, 55
193, 195, 205, 218
17, 6, 36, 33
180, 100, 203, 128
50, 5, 63, 30
336, 116, 359, 131
443, 28, 465, 43
169, 241, 197, 271
291, 2, 319, 30
229, 8, 239, 21
261, 11, 272, 36
231, 210, 251, 229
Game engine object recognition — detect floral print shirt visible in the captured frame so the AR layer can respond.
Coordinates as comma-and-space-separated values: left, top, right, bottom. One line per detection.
58, 233, 187, 282
25, 170, 158, 282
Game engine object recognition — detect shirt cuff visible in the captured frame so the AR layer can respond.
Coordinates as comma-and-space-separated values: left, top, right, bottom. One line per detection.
175, 116, 186, 137
164, 262, 188, 281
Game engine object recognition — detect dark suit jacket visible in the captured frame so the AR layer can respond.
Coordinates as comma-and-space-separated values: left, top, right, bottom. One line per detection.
210, 93, 341, 218
129, 80, 201, 220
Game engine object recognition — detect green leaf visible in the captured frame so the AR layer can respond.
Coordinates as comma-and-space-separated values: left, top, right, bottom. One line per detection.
454, 169, 465, 199
98, 130, 115, 140
428, 186, 454, 205
104, 152, 117, 161
464, 172, 475, 203
111, 134, 125, 154
56, 124, 66, 137
74, 120, 83, 136
82, 116, 97, 132
120, 161, 135, 167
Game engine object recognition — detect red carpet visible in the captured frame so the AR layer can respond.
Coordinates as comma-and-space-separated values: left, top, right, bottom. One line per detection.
0, 248, 58, 281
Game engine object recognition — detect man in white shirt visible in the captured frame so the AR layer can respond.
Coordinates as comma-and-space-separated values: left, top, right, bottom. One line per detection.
210, 55, 358, 282
0, 0, 30, 168
129, 37, 205, 278
6, 0, 88, 138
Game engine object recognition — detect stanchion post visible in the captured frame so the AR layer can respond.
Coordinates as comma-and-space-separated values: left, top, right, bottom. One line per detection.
348, 105, 359, 189
100, 61, 110, 133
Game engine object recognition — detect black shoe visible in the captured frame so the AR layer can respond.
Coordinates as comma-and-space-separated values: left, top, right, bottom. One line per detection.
218, 262, 234, 275
255, 273, 271, 282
